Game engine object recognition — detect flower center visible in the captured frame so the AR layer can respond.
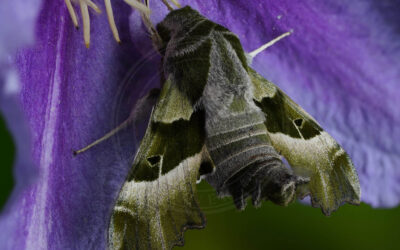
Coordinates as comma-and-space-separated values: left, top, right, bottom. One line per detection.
64, 0, 181, 48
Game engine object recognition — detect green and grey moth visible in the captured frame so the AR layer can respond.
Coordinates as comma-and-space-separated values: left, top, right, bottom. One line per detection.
107, 6, 361, 250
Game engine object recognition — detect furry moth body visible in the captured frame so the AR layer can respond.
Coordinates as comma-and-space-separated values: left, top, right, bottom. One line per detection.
108, 6, 360, 250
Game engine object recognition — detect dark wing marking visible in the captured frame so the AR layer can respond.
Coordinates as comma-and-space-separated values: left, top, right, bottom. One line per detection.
249, 68, 360, 215
108, 78, 206, 249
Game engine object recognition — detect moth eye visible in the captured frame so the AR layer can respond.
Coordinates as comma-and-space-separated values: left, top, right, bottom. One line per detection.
293, 118, 304, 128
147, 155, 161, 166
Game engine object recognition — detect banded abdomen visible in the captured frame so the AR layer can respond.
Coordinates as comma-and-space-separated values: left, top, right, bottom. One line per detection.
200, 21, 302, 209
204, 109, 300, 209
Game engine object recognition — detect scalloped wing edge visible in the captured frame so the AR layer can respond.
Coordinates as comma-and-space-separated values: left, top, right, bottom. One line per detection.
108, 77, 206, 249
108, 150, 206, 249
249, 68, 361, 215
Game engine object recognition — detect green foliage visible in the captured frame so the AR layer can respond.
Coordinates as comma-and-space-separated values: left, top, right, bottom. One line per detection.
0, 113, 15, 210
181, 181, 400, 250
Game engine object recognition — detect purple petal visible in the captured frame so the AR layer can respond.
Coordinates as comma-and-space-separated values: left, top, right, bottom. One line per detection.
180, 0, 400, 207
0, 0, 42, 247
1, 0, 159, 248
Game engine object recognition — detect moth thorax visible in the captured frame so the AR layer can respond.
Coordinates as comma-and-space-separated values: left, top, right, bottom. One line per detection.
205, 113, 297, 209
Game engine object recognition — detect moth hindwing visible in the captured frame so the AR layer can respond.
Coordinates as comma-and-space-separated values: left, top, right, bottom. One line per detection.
108, 6, 360, 250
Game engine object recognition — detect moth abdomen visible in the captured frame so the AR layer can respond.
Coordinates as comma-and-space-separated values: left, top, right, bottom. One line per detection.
226, 160, 298, 209
205, 117, 302, 209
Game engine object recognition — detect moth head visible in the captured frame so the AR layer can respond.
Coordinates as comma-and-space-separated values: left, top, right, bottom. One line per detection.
156, 6, 204, 52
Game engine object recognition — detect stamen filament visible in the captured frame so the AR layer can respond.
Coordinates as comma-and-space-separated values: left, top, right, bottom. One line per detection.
79, 0, 91, 48
86, 0, 102, 13
65, 0, 79, 28
160, 0, 174, 11
249, 30, 292, 58
169, 0, 181, 8
64, 0, 164, 47
124, 0, 151, 16
105, 0, 121, 43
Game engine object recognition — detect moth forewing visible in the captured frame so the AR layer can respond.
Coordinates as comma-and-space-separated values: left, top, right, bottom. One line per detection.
108, 76, 206, 249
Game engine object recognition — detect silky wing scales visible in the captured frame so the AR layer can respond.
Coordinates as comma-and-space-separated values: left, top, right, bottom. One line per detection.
108, 79, 205, 249
249, 68, 360, 215
109, 153, 205, 249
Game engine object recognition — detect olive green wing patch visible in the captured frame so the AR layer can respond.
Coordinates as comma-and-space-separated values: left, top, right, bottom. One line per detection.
249, 68, 360, 215
153, 78, 193, 123
108, 79, 206, 249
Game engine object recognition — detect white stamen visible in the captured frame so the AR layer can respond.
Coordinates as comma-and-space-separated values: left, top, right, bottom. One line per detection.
64, 0, 162, 47
86, 0, 102, 13
65, 0, 79, 27
65, 0, 124, 47
105, 0, 121, 43
160, 0, 174, 11
79, 0, 91, 48
124, 0, 151, 16
249, 30, 293, 58
169, 0, 181, 8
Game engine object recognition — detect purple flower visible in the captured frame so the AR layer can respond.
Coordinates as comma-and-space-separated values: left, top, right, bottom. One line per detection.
0, 0, 399, 248
0, 0, 41, 247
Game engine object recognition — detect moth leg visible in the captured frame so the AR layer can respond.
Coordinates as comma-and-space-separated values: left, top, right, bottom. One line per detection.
247, 30, 293, 62
73, 88, 160, 155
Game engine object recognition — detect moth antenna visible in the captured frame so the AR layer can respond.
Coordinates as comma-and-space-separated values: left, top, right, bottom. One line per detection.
73, 118, 131, 156
248, 30, 293, 58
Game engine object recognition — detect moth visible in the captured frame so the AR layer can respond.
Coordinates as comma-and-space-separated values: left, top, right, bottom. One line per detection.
74, 5, 361, 250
